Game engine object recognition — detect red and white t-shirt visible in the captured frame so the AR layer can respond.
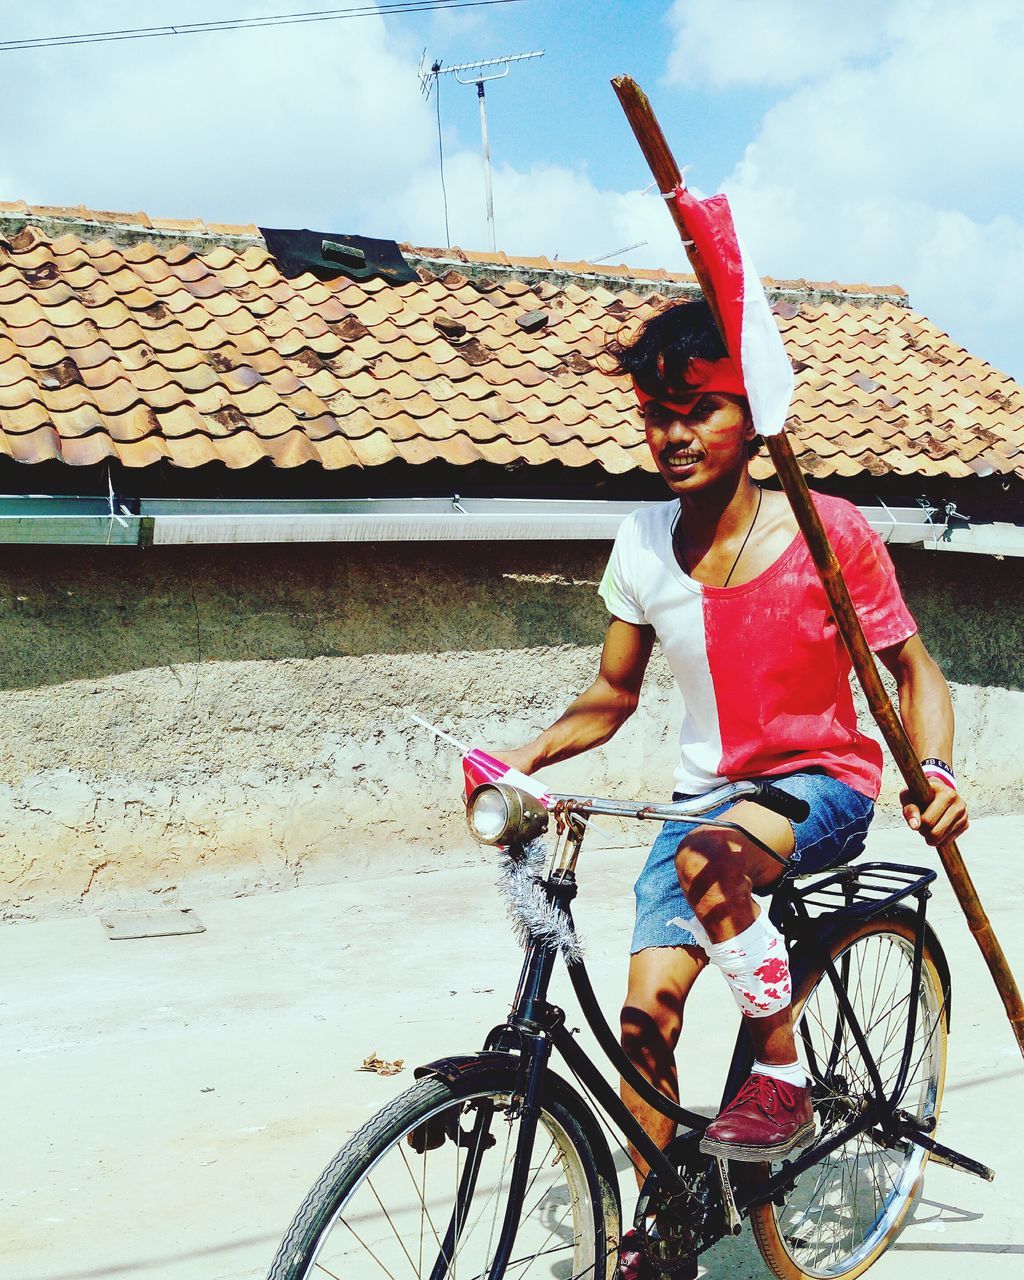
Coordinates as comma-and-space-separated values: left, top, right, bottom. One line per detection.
599, 493, 917, 800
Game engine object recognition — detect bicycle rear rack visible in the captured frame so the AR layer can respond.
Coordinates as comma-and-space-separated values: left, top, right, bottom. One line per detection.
790, 861, 936, 921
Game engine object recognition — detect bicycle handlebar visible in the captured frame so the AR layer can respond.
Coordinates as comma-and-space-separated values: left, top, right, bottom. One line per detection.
755, 782, 811, 824
548, 778, 810, 826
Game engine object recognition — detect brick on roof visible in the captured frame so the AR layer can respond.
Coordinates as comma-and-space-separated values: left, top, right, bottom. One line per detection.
0, 203, 1021, 480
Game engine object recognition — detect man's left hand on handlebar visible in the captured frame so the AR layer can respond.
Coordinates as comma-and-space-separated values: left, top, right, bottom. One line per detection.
901, 779, 969, 847
491, 745, 541, 777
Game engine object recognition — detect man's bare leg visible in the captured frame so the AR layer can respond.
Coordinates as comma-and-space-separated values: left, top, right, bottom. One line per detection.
618, 801, 801, 1182
619, 943, 707, 1185
675, 799, 799, 1060
674, 801, 816, 1158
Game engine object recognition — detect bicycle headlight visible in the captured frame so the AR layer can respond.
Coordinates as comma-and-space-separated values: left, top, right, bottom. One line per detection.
465, 783, 548, 846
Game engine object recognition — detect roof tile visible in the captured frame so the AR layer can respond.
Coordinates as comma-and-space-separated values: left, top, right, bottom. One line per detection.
313, 433, 362, 469
0, 214, 1019, 478
55, 431, 113, 466
427, 433, 487, 466
349, 428, 401, 467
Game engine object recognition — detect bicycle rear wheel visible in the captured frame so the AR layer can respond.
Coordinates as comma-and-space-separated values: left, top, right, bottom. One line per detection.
751, 914, 948, 1280
267, 1067, 620, 1280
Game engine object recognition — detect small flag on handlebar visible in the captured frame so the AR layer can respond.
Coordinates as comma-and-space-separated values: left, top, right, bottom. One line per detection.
462, 748, 552, 808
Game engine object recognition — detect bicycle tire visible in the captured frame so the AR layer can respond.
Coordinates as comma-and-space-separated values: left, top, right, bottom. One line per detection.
750, 913, 948, 1280
266, 1065, 621, 1280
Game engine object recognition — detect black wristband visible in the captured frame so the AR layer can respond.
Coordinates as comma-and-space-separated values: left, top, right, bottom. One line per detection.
921, 758, 956, 788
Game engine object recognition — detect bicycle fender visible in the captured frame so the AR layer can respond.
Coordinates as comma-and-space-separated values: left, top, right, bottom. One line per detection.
789, 904, 952, 1030
919, 915, 952, 1029
414, 1051, 519, 1085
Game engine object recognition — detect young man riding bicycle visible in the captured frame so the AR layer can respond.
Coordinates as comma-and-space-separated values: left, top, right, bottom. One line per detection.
496, 299, 968, 1236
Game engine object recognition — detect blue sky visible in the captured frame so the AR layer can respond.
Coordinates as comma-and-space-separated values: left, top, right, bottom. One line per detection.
1, 1, 1021, 381
400, 0, 777, 214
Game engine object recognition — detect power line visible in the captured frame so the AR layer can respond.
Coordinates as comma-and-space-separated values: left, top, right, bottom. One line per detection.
0, 1, 527, 53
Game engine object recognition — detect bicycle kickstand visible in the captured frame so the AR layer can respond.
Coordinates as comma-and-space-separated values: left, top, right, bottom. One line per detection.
901, 1126, 995, 1182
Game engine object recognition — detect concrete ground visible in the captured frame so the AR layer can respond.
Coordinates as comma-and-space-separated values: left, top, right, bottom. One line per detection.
4, 815, 1023, 1280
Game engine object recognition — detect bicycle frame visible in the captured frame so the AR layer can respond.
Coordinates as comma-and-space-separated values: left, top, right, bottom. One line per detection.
416, 798, 981, 1277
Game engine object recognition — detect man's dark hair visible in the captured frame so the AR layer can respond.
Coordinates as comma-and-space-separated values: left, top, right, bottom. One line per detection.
607, 297, 762, 456
607, 297, 728, 401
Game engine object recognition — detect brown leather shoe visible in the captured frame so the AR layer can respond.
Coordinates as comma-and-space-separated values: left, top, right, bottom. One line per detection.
699, 1072, 815, 1162
617, 1227, 648, 1279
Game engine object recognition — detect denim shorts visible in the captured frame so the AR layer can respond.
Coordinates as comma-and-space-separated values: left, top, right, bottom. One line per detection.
631, 770, 875, 954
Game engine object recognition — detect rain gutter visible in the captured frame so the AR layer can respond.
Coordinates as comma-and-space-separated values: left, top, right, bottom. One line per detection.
0, 495, 1016, 555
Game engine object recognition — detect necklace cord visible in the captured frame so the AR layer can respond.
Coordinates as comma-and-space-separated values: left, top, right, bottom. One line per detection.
673, 485, 763, 587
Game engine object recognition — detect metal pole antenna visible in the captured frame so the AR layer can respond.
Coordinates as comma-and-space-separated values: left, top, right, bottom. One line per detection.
476, 79, 496, 251
421, 50, 544, 252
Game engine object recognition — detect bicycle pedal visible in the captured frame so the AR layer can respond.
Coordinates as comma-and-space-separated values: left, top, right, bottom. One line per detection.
714, 1158, 743, 1236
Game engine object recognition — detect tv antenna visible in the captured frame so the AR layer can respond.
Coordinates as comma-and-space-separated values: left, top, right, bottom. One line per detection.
590, 239, 649, 264
421, 50, 544, 252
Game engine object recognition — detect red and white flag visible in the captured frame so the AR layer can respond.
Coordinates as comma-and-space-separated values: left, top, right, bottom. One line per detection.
674, 184, 793, 437
463, 748, 551, 808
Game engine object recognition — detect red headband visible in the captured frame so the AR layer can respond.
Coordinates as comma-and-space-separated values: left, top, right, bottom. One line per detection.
634, 356, 746, 416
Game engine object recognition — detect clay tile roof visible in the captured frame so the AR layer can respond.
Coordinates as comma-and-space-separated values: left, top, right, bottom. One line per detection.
0, 203, 1020, 477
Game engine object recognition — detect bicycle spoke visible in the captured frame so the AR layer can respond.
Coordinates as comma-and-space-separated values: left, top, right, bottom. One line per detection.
507, 1197, 576, 1279
506, 1140, 593, 1278
810, 1156, 843, 1260
365, 1177, 419, 1277
767, 924, 945, 1276
450, 1112, 516, 1271
472, 1122, 536, 1269
893, 993, 948, 1107
452, 1110, 462, 1280
478, 1123, 517, 1272
851, 937, 872, 1035
870, 936, 898, 1028
505, 1240, 598, 1279
871, 992, 914, 1074
854, 1130, 880, 1244
847, 1145, 861, 1252
517, 1135, 560, 1221
339, 1216, 402, 1279
864, 936, 893, 1031
397, 1141, 447, 1263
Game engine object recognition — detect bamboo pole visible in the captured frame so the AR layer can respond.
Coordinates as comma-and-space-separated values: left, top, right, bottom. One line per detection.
611, 74, 1024, 1058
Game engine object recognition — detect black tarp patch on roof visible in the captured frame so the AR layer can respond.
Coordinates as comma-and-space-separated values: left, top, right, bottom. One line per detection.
260, 227, 419, 285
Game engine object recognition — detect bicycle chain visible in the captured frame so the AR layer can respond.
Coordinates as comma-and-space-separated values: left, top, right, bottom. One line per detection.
630, 1132, 727, 1277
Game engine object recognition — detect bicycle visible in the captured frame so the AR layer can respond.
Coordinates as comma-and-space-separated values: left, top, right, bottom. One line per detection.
267, 776, 993, 1280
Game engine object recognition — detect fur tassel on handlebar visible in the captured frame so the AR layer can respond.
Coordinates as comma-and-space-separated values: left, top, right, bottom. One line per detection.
496, 840, 584, 964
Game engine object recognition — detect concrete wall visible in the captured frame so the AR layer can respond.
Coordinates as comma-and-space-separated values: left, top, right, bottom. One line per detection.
1, 541, 1021, 919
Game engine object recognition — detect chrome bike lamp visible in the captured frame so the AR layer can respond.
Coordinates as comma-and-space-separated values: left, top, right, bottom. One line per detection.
466, 783, 549, 846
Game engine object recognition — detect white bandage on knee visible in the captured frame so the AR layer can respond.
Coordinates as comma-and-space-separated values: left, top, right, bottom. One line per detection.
707, 910, 792, 1019
666, 910, 713, 955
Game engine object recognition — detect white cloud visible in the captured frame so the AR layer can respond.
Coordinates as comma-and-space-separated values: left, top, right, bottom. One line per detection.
665, 0, 890, 89
388, 150, 686, 267
0, 0, 433, 229
667, 0, 1024, 377
0, 0, 689, 274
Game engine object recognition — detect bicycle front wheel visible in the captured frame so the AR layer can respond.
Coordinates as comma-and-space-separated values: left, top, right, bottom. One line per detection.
751, 914, 948, 1280
267, 1067, 620, 1280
